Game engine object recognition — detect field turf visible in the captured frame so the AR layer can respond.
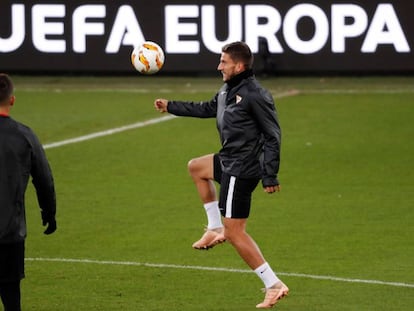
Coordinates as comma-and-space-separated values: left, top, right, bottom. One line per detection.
9, 75, 414, 310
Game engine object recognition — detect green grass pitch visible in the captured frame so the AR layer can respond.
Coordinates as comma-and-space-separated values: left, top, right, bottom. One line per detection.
9, 75, 414, 310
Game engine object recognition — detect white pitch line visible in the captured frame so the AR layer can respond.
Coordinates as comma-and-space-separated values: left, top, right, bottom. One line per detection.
43, 115, 176, 150
26, 257, 414, 289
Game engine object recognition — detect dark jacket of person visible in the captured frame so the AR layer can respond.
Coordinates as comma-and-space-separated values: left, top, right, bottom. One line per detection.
167, 70, 281, 187
0, 115, 56, 243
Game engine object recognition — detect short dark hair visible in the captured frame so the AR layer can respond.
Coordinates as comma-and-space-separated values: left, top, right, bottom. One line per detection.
0, 73, 13, 104
222, 41, 254, 70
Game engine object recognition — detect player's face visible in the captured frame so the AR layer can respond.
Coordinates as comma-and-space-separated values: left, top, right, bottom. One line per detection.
217, 52, 242, 82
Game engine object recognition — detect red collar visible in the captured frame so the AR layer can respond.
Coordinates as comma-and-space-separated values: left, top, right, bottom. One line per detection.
0, 112, 9, 117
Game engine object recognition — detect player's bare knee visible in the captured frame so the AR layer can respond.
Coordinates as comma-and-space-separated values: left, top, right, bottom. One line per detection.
187, 158, 201, 178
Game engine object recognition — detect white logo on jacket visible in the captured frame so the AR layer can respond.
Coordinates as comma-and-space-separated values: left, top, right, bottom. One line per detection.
236, 95, 242, 104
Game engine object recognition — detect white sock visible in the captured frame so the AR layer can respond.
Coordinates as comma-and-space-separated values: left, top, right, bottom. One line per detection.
254, 262, 280, 289
204, 201, 223, 230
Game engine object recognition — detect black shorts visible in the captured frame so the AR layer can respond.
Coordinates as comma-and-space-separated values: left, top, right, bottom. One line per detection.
213, 154, 260, 219
0, 241, 25, 283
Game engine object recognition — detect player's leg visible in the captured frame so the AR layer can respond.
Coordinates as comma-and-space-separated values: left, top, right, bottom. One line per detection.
220, 175, 288, 308
223, 218, 266, 269
224, 219, 288, 309
188, 153, 225, 249
187, 153, 217, 204
0, 281, 21, 311
0, 242, 24, 311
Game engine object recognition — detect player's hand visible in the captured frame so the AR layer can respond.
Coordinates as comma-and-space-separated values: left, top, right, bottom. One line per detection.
43, 218, 57, 235
264, 185, 281, 194
154, 98, 168, 113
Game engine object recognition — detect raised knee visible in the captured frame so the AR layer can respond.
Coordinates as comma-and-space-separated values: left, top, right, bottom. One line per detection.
187, 155, 213, 181
187, 158, 198, 174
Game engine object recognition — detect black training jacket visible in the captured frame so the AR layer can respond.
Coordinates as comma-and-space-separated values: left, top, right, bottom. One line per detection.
0, 115, 56, 243
167, 70, 281, 187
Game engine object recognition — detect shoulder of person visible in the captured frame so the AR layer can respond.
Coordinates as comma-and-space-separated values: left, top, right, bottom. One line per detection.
243, 81, 273, 103
14, 120, 35, 135
15, 120, 42, 145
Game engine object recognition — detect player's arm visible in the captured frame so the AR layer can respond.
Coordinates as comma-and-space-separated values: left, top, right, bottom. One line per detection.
249, 92, 282, 190
27, 129, 57, 234
154, 95, 218, 118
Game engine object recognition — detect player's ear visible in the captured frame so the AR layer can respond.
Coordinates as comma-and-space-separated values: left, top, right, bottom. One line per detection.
236, 62, 244, 74
10, 95, 15, 106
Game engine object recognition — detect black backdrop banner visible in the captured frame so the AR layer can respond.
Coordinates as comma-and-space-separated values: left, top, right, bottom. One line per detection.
0, 0, 413, 74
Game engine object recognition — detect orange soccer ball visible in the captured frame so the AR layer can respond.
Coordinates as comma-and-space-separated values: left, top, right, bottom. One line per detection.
131, 41, 165, 75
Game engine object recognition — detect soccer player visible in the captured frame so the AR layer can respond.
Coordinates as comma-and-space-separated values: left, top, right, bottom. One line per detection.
0, 73, 57, 311
154, 42, 288, 308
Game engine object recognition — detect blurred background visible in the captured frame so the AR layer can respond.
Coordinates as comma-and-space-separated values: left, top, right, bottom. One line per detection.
1, 0, 413, 76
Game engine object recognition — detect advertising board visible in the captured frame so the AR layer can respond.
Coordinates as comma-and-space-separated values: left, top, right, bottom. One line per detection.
0, 1, 413, 74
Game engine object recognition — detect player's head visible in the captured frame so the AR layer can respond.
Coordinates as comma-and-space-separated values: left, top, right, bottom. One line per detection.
222, 41, 254, 70
0, 73, 15, 107
218, 41, 254, 82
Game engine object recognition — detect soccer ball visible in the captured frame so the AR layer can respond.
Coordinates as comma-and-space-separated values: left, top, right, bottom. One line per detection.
131, 41, 165, 74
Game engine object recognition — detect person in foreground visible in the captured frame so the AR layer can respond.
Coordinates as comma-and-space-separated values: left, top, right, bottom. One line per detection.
0, 73, 57, 311
154, 42, 288, 308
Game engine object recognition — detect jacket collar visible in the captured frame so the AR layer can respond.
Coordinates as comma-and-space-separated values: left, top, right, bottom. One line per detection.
226, 69, 253, 89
